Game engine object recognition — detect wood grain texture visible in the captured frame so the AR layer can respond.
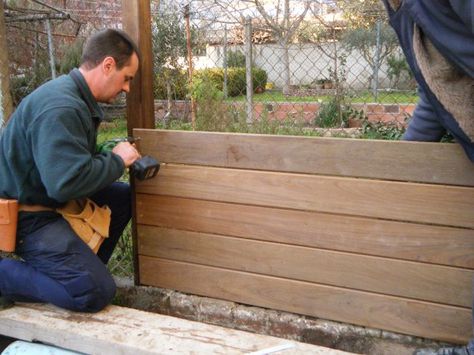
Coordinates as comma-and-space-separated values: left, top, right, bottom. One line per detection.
133, 129, 474, 186
139, 257, 471, 344
135, 130, 474, 343
123, 1, 155, 133
136, 195, 474, 268
136, 164, 474, 228
137, 226, 473, 307
0, 304, 345, 354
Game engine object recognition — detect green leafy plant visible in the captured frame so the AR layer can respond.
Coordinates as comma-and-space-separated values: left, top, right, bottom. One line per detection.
190, 75, 231, 132
59, 38, 84, 75
361, 118, 406, 140
154, 68, 188, 100
315, 98, 346, 128
386, 55, 415, 89
226, 50, 246, 67
194, 67, 267, 97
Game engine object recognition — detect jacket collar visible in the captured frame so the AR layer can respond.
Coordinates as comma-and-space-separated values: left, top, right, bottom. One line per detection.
69, 68, 104, 123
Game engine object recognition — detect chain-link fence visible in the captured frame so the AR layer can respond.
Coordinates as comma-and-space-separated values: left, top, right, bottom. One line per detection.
2, 0, 421, 279
153, 0, 416, 140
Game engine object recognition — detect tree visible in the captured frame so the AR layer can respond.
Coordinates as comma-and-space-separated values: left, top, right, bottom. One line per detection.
4, 0, 123, 104
341, 22, 399, 89
335, 0, 386, 29
152, 4, 192, 111
0, 0, 13, 126
246, 0, 310, 95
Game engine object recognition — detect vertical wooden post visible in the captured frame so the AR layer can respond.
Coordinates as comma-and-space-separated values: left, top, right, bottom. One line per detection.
122, 0, 155, 285
0, 0, 13, 127
122, 0, 155, 135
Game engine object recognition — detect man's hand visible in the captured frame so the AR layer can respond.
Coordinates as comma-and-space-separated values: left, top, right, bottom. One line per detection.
112, 141, 141, 168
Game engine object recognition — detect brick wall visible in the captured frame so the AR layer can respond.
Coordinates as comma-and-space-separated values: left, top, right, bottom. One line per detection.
152, 100, 416, 128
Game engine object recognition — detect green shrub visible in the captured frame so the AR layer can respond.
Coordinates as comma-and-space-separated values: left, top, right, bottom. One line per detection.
361, 118, 405, 140
315, 98, 366, 128
253, 68, 268, 93
226, 67, 246, 96
190, 74, 228, 131
154, 68, 188, 100
226, 50, 246, 67
194, 67, 267, 97
59, 39, 84, 75
194, 68, 224, 91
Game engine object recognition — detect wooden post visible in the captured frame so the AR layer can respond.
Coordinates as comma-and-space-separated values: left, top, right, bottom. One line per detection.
0, 0, 13, 126
122, 0, 155, 285
122, 0, 155, 135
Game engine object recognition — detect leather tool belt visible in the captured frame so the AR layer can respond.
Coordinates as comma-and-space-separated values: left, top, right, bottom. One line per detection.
0, 198, 111, 254
56, 199, 111, 254
0, 199, 18, 252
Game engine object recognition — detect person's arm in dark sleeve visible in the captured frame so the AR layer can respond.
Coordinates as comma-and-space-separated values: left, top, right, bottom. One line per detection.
403, 86, 447, 142
449, 1, 474, 36
29, 108, 125, 203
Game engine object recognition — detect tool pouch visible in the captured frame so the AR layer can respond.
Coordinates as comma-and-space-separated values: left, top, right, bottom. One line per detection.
57, 198, 111, 254
0, 199, 19, 253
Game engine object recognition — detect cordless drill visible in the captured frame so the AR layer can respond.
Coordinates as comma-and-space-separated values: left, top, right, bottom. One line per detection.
97, 137, 160, 180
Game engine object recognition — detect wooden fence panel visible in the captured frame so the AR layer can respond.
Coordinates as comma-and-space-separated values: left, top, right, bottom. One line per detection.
139, 257, 471, 344
138, 226, 473, 307
137, 164, 474, 228
135, 129, 474, 186
133, 129, 474, 343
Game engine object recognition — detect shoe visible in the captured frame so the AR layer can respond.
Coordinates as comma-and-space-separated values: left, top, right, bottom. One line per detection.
0, 295, 14, 310
413, 346, 470, 355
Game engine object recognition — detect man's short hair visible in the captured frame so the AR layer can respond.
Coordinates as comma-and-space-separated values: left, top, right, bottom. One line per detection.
80, 28, 140, 70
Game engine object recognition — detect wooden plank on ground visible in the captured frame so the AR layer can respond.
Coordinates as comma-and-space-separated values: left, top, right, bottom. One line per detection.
134, 129, 474, 186
139, 257, 471, 344
137, 226, 473, 307
136, 164, 474, 228
136, 195, 474, 268
0, 304, 349, 355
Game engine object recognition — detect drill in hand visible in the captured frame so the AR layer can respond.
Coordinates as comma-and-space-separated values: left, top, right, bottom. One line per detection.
97, 137, 160, 181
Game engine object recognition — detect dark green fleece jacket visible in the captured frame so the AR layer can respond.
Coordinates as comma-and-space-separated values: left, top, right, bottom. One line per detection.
0, 69, 125, 207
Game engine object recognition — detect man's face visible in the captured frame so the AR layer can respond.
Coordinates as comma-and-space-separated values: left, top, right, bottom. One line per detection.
100, 53, 139, 103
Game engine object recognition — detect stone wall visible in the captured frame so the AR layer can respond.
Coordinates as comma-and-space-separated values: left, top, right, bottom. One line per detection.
114, 278, 453, 355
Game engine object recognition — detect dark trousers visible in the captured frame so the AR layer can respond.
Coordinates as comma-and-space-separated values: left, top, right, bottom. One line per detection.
0, 182, 131, 312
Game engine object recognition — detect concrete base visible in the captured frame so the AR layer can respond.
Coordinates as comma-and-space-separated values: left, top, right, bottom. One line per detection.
114, 277, 457, 355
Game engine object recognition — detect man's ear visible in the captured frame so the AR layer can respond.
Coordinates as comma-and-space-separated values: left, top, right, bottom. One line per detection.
102, 56, 116, 74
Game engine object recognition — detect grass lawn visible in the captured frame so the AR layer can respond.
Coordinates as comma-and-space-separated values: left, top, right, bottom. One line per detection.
98, 118, 128, 143
229, 89, 418, 104
97, 119, 132, 277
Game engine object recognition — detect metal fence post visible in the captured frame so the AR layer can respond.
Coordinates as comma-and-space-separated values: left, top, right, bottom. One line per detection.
372, 20, 381, 101
244, 16, 253, 124
223, 24, 228, 99
45, 19, 56, 79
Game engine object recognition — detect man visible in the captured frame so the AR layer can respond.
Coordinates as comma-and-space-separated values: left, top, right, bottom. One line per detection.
382, 0, 473, 163
381, 1, 473, 354
0, 28, 141, 312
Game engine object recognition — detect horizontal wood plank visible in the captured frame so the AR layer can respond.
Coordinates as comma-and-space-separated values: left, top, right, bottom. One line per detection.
0, 304, 343, 354
134, 129, 474, 186
136, 164, 474, 228
136, 195, 474, 268
137, 226, 473, 307
139, 257, 471, 344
